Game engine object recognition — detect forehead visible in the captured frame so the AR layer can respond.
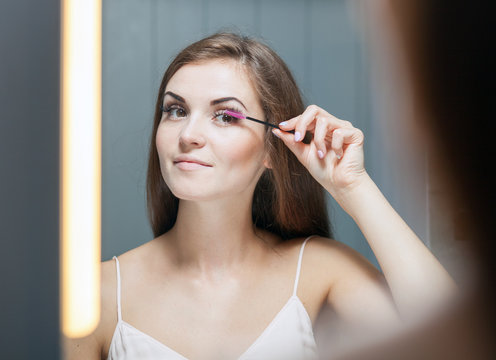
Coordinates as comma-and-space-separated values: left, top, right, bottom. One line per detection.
165, 60, 259, 107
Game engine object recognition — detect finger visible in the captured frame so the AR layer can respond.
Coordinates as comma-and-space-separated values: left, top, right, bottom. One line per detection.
279, 106, 350, 142
271, 128, 307, 162
339, 119, 355, 129
278, 115, 300, 131
299, 106, 351, 144
279, 105, 322, 142
331, 129, 344, 159
331, 128, 364, 159
313, 117, 331, 159
292, 105, 321, 142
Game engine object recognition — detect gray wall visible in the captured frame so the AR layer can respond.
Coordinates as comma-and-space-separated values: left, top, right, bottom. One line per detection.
101, 0, 436, 271
0, 0, 61, 358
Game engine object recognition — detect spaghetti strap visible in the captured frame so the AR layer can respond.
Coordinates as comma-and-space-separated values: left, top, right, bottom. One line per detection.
112, 256, 122, 322
292, 235, 315, 297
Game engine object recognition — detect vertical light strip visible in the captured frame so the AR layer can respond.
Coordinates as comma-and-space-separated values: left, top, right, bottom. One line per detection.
60, 0, 102, 338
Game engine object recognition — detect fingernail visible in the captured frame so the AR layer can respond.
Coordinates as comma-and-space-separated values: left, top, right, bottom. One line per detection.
318, 150, 324, 159
294, 131, 301, 142
272, 129, 280, 138
279, 121, 288, 127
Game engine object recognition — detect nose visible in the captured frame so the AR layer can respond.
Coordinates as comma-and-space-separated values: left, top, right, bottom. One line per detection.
178, 114, 206, 149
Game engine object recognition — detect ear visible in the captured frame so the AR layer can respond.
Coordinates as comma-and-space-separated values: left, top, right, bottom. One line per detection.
263, 155, 272, 169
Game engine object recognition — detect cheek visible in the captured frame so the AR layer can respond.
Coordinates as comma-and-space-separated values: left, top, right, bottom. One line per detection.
156, 127, 165, 154
224, 143, 256, 164
155, 123, 175, 156
213, 132, 265, 170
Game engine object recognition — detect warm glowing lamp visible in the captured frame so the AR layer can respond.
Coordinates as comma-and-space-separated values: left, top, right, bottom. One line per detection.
60, 0, 102, 338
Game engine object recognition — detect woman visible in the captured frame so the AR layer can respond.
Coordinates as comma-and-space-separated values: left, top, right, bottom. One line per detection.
66, 32, 456, 360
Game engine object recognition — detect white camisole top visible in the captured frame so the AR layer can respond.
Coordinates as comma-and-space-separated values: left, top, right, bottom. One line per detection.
107, 235, 319, 359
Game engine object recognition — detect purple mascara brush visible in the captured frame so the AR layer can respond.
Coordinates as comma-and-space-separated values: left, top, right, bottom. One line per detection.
223, 110, 295, 134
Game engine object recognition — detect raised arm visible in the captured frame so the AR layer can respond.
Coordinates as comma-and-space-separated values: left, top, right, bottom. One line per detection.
272, 105, 457, 319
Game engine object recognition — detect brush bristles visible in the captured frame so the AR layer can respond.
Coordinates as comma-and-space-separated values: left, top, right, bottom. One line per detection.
224, 110, 246, 119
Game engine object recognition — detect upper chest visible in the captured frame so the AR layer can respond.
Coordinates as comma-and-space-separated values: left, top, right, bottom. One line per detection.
102, 240, 331, 359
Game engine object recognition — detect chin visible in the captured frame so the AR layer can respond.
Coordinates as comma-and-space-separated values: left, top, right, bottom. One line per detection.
167, 183, 220, 202
171, 191, 215, 202
168, 183, 251, 203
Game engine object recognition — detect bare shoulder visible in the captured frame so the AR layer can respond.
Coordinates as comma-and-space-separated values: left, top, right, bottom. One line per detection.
304, 236, 383, 280
62, 258, 119, 360
274, 236, 379, 285
277, 235, 377, 275
304, 236, 397, 324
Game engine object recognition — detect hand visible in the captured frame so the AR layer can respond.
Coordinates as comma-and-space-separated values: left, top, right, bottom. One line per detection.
272, 105, 367, 197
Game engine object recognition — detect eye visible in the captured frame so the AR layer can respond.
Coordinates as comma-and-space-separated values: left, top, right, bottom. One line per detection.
213, 109, 240, 126
162, 105, 187, 120
214, 113, 235, 125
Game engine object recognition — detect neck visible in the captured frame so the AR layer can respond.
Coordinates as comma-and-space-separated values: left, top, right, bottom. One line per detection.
166, 197, 274, 275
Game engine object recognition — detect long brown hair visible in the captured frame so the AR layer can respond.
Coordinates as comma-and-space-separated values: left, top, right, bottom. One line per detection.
146, 32, 331, 241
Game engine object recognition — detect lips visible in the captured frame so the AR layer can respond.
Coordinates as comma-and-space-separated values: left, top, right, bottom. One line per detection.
173, 156, 212, 167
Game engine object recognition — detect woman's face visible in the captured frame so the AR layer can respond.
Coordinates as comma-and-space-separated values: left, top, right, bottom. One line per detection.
156, 59, 270, 202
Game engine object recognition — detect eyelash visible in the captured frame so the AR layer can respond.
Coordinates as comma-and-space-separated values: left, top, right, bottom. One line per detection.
161, 103, 242, 126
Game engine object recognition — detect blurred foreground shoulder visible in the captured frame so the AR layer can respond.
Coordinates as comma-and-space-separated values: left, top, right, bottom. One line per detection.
62, 259, 119, 360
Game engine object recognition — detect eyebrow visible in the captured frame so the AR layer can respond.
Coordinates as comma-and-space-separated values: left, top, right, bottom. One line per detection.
211, 97, 247, 111
164, 91, 185, 103
164, 91, 248, 111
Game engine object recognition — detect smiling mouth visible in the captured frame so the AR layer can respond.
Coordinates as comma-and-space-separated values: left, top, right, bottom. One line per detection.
173, 160, 212, 170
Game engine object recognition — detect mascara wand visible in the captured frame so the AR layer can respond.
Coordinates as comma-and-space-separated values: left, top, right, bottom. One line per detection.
224, 110, 295, 133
